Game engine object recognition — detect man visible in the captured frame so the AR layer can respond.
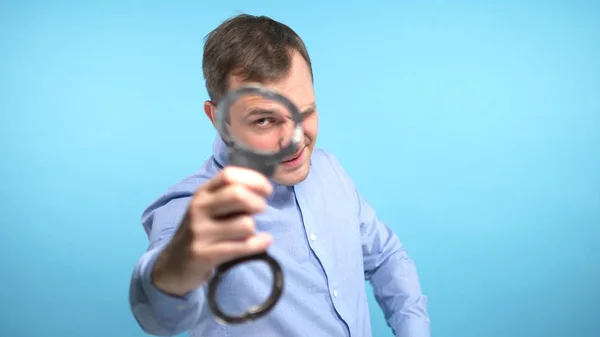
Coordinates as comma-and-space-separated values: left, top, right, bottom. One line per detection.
129, 14, 430, 337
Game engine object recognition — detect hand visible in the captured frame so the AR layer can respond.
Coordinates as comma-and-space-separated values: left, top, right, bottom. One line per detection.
151, 167, 274, 297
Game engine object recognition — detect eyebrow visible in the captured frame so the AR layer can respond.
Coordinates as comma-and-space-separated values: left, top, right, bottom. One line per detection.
245, 108, 278, 117
244, 103, 316, 119
299, 103, 317, 119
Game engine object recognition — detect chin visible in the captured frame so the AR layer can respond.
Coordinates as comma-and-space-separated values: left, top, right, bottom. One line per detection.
273, 153, 311, 186
273, 164, 310, 186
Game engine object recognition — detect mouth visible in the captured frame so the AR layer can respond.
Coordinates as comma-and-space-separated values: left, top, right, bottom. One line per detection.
281, 147, 304, 163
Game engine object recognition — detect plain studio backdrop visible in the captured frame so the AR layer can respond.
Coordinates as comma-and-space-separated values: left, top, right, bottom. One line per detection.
1, 1, 599, 337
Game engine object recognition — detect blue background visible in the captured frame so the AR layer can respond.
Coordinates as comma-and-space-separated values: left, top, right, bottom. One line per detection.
1, 1, 599, 337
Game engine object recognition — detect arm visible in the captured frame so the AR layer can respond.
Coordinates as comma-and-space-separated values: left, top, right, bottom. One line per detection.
321, 149, 430, 336
129, 194, 205, 336
358, 190, 431, 337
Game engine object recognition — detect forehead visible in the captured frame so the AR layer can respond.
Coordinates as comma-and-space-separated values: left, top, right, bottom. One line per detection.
227, 52, 315, 110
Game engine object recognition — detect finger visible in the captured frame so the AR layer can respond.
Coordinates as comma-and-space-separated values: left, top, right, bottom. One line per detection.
205, 184, 267, 217
207, 232, 273, 266
203, 167, 273, 197
205, 215, 256, 242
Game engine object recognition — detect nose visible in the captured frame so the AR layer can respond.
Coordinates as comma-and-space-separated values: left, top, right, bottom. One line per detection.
277, 119, 296, 150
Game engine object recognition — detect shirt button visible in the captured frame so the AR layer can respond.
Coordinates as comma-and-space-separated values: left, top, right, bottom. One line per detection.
309, 233, 316, 241
176, 304, 186, 311
333, 289, 338, 297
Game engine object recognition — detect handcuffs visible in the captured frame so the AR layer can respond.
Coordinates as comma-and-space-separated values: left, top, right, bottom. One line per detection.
206, 84, 304, 324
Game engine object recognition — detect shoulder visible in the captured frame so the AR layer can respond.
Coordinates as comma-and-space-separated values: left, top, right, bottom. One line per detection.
310, 147, 344, 173
308, 147, 357, 195
310, 147, 353, 181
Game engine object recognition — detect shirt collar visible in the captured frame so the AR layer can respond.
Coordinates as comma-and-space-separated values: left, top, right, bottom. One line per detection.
212, 135, 229, 168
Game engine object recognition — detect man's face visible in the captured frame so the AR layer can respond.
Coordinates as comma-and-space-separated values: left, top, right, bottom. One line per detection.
207, 51, 318, 186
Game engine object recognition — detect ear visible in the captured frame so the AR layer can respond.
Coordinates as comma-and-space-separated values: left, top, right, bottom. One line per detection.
204, 100, 217, 127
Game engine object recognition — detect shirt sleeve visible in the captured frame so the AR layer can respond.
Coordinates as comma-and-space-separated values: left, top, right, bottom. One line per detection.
129, 193, 206, 336
357, 190, 431, 337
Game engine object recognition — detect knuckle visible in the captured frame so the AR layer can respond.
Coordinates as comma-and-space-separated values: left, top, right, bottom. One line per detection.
190, 195, 209, 211
190, 242, 206, 259
188, 220, 205, 237
230, 185, 247, 202
239, 216, 255, 234
255, 198, 267, 211
190, 242, 216, 266
221, 167, 237, 184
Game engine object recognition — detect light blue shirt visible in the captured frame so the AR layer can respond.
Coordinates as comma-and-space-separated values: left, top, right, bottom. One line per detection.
129, 136, 430, 337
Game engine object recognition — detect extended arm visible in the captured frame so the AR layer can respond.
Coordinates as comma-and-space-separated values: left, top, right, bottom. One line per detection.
129, 195, 205, 336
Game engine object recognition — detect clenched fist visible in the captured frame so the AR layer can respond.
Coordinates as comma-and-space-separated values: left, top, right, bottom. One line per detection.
151, 167, 274, 297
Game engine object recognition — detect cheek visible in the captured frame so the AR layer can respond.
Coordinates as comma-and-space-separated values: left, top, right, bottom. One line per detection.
302, 115, 318, 140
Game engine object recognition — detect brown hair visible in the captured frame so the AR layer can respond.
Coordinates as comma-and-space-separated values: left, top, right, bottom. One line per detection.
202, 14, 313, 102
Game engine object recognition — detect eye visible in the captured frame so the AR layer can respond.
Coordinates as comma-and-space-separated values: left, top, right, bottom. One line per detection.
253, 118, 273, 127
